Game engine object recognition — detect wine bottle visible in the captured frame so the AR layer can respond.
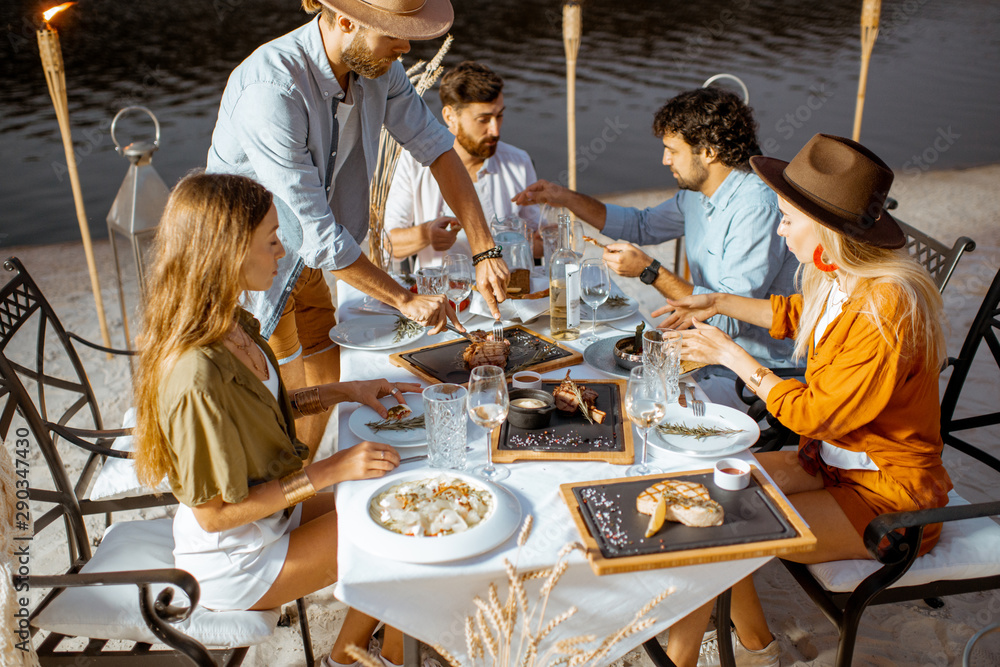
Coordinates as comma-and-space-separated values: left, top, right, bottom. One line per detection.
549, 214, 581, 340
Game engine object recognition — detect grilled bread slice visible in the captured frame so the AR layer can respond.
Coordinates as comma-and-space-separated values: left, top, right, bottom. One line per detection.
636, 479, 724, 528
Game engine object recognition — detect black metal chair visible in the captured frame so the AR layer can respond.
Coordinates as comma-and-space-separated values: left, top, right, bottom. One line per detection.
776, 264, 1000, 667
1, 257, 314, 666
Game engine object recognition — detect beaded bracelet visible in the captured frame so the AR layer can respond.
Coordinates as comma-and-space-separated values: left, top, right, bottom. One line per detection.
472, 245, 503, 266
291, 387, 325, 415
279, 470, 316, 507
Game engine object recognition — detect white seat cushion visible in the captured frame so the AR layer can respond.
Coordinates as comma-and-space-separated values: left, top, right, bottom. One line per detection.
32, 518, 279, 648
89, 408, 172, 500
807, 490, 1000, 593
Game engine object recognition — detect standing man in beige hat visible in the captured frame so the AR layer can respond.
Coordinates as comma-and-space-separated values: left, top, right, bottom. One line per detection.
207, 0, 508, 463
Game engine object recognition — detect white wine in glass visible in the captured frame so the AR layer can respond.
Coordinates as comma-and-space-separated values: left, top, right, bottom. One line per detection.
467, 365, 510, 481
625, 365, 666, 476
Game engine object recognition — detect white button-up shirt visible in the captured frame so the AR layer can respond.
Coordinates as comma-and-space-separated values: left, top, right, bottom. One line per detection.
384, 141, 542, 269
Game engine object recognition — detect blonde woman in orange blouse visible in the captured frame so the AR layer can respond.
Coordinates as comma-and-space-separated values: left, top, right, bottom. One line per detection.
655, 134, 952, 667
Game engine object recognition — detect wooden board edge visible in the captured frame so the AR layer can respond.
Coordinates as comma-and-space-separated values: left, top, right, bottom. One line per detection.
558, 482, 607, 568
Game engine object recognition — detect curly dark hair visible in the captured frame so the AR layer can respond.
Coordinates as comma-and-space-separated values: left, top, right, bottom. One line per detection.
439, 61, 504, 111
652, 88, 761, 170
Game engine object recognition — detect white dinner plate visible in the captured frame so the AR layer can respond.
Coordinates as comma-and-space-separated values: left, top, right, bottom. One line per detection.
349, 394, 427, 447
648, 403, 760, 458
329, 315, 425, 350
348, 470, 522, 564
580, 288, 639, 323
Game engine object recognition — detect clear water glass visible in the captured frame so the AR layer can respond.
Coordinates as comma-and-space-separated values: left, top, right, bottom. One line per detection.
416, 267, 445, 295
422, 384, 468, 470
580, 258, 610, 344
625, 365, 667, 476
642, 329, 681, 405
467, 365, 510, 482
540, 222, 561, 269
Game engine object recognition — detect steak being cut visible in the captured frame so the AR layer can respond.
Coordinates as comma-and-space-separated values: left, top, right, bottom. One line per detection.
636, 479, 724, 527
462, 330, 511, 369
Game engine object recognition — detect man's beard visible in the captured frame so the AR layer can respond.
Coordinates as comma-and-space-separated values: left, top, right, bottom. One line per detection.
456, 125, 498, 160
342, 34, 394, 79
674, 158, 709, 191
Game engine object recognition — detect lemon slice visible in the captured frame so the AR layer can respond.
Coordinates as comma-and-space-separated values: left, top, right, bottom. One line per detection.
644, 494, 667, 538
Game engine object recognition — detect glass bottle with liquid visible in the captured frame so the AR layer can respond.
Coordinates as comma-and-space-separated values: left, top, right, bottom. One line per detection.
549, 214, 581, 340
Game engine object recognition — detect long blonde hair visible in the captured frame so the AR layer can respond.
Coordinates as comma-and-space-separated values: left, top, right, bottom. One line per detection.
792, 221, 945, 371
132, 172, 273, 488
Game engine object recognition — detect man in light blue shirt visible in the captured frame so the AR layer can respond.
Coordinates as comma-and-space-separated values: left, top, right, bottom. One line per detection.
514, 88, 797, 375
207, 1, 508, 462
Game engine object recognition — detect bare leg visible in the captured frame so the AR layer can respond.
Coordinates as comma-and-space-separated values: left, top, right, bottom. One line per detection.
729, 575, 773, 651
666, 599, 714, 667
381, 626, 405, 665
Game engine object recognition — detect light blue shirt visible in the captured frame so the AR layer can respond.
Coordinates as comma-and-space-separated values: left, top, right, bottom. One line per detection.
207, 17, 454, 336
603, 169, 797, 368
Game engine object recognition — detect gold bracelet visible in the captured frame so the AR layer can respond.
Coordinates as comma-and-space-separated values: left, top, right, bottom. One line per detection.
279, 470, 316, 507
748, 366, 774, 393
291, 387, 326, 415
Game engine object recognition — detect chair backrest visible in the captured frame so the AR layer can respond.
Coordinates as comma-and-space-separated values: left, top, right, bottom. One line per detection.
940, 264, 1000, 470
896, 219, 976, 293
1, 257, 104, 566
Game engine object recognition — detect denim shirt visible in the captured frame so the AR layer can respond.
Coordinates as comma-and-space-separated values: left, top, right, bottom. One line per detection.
603, 169, 798, 368
206, 17, 454, 336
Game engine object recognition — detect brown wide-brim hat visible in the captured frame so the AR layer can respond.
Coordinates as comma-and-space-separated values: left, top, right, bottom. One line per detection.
318, 0, 453, 41
750, 133, 906, 249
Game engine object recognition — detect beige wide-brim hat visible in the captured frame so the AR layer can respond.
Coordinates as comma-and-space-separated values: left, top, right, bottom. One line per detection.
318, 0, 453, 40
751, 134, 906, 249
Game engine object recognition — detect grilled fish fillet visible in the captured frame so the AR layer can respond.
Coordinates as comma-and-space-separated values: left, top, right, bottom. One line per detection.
636, 480, 724, 527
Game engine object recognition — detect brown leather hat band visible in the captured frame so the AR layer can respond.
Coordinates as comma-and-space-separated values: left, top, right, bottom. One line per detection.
783, 169, 880, 230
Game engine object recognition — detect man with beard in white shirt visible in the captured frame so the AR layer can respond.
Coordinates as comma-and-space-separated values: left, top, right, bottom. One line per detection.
385, 61, 542, 270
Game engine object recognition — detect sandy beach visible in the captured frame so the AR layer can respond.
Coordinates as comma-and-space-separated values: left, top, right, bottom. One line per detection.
6, 164, 1000, 666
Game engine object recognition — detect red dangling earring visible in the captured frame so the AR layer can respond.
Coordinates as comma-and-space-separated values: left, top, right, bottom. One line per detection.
813, 245, 839, 272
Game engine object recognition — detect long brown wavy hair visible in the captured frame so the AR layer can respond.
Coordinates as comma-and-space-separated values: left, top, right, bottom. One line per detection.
132, 171, 273, 488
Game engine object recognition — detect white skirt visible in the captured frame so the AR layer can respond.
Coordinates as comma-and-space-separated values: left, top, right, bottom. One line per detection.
172, 503, 303, 611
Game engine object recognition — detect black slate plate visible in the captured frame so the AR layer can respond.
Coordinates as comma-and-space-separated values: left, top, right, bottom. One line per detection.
572, 472, 796, 559
496, 381, 626, 453
397, 328, 573, 385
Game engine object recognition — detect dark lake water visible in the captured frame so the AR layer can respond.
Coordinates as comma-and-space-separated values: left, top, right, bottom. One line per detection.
2, 0, 999, 248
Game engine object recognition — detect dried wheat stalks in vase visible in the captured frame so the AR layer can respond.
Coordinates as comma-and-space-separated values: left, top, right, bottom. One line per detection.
368, 35, 454, 271
424, 515, 674, 667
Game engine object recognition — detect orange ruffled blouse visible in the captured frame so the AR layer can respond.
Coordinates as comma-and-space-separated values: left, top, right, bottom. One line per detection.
765, 285, 952, 530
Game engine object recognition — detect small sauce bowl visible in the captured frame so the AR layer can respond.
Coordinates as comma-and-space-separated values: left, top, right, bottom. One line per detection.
507, 388, 556, 429
613, 337, 643, 371
714, 458, 751, 491
511, 371, 543, 390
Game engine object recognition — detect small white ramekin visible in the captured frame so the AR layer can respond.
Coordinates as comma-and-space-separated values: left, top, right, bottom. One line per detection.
714, 458, 751, 491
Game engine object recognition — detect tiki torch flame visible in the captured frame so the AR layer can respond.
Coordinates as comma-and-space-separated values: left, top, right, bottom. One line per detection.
43, 2, 76, 27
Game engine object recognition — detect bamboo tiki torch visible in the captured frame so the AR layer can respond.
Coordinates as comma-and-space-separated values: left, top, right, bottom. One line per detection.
852, 0, 882, 141
37, 3, 113, 351
563, 1, 582, 191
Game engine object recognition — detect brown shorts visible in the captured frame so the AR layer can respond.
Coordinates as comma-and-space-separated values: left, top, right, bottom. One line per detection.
269, 266, 337, 362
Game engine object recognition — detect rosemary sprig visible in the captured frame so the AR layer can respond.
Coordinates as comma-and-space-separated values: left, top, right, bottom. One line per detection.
605, 294, 630, 308
392, 315, 423, 343
366, 414, 426, 432
656, 422, 744, 440
505, 341, 558, 376
566, 379, 594, 424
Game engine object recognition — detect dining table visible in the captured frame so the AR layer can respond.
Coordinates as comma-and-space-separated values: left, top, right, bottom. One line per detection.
331, 278, 788, 666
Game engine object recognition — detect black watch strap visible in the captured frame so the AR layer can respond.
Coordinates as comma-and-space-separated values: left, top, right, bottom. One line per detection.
640, 259, 661, 284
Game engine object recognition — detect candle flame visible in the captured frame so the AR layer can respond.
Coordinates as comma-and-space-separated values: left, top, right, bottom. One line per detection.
43, 2, 76, 23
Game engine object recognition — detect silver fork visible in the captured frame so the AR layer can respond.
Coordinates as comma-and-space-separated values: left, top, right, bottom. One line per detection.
685, 383, 705, 417
491, 318, 505, 343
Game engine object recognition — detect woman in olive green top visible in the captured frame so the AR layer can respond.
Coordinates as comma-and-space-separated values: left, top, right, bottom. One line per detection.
133, 172, 417, 667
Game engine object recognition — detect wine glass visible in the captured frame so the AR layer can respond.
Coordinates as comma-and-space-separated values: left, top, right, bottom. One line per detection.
625, 365, 667, 476
443, 253, 474, 323
580, 258, 610, 344
468, 365, 511, 481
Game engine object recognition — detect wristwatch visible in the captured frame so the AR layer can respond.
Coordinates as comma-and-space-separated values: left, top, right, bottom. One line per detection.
639, 259, 661, 285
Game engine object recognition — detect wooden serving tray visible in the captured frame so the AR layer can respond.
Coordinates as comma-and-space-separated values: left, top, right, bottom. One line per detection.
491, 378, 633, 464
559, 468, 816, 575
389, 325, 582, 386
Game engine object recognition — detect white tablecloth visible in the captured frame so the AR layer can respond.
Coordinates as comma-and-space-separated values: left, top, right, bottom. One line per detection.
333, 283, 771, 663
